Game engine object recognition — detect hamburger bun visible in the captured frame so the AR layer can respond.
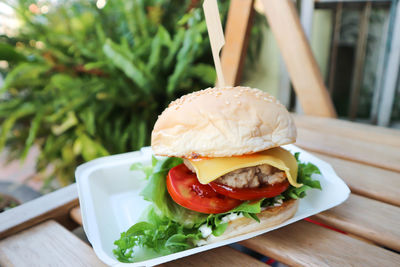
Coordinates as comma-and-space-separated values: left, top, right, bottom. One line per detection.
207, 199, 298, 243
152, 86, 296, 158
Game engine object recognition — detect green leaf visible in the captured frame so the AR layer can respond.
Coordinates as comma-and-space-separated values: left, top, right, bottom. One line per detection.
51, 111, 78, 136
231, 199, 263, 214
79, 109, 96, 136
79, 134, 109, 161
0, 43, 26, 62
1, 63, 50, 92
126, 221, 155, 236
283, 154, 322, 199
22, 111, 44, 159
0, 103, 36, 151
152, 156, 157, 167
137, 120, 146, 148
130, 162, 144, 171
83, 61, 107, 70
164, 27, 185, 68
212, 222, 228, 236
188, 64, 216, 84
95, 23, 106, 44
103, 39, 149, 92
50, 73, 80, 91
148, 26, 171, 71
243, 212, 260, 223
166, 18, 206, 95
140, 156, 208, 227
165, 234, 191, 250
130, 162, 153, 180
113, 207, 201, 262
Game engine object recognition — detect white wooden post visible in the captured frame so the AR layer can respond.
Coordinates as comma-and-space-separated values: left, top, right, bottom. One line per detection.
377, 0, 400, 126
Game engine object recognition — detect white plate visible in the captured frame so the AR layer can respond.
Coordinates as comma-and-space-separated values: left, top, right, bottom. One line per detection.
76, 144, 350, 266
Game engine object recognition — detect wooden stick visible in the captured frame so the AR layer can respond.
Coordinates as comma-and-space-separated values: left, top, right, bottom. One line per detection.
203, 0, 226, 87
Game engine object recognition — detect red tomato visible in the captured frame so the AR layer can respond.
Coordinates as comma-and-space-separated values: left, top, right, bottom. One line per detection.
209, 180, 290, 200
166, 164, 243, 214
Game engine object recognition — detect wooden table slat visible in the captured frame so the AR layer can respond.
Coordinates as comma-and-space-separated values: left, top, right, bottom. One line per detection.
161, 246, 269, 267
294, 114, 400, 148
296, 127, 400, 172
314, 152, 400, 207
312, 194, 400, 251
241, 220, 400, 267
0, 183, 78, 239
0, 220, 107, 267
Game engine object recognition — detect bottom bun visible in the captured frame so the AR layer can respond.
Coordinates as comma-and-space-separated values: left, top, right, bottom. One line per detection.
208, 199, 299, 243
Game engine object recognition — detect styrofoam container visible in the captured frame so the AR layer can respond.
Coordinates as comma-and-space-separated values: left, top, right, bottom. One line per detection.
76, 144, 350, 266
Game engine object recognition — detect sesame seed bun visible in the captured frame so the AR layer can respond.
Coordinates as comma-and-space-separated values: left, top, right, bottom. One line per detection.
151, 86, 296, 158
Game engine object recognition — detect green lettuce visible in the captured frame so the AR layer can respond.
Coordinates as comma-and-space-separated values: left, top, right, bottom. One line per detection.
113, 152, 322, 262
139, 156, 209, 227
283, 152, 322, 199
113, 207, 202, 263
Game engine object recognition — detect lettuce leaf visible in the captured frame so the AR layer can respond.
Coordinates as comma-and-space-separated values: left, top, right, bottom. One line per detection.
140, 156, 208, 227
283, 152, 322, 199
113, 207, 202, 263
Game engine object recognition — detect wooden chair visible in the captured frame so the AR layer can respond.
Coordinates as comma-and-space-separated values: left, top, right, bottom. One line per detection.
221, 0, 336, 118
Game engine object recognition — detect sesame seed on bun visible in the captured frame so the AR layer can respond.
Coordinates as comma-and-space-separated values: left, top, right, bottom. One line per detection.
151, 86, 296, 158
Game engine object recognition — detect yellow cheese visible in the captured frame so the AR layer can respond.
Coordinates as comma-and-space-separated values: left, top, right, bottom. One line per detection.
188, 147, 301, 187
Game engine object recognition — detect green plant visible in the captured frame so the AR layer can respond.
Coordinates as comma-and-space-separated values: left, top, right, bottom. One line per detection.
0, 0, 262, 191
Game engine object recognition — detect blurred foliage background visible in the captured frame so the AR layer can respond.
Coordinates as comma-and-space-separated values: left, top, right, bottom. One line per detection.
0, 0, 263, 191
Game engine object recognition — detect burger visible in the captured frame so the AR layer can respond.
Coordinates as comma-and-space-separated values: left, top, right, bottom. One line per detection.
113, 86, 321, 262
151, 86, 301, 238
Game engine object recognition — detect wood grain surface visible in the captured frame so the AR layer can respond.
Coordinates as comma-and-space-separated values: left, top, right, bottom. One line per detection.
294, 115, 400, 172
312, 194, 400, 251
240, 220, 400, 267
0, 184, 78, 239
295, 127, 400, 172
0, 220, 106, 267
220, 0, 254, 86
313, 152, 400, 207
161, 246, 268, 267
294, 114, 400, 148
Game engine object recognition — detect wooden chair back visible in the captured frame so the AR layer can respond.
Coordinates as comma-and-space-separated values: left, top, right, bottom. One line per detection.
221, 0, 336, 118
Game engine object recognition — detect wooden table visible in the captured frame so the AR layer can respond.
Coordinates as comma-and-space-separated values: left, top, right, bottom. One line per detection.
1, 115, 400, 266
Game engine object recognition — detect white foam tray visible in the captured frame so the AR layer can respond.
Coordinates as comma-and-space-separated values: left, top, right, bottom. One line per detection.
76, 144, 350, 266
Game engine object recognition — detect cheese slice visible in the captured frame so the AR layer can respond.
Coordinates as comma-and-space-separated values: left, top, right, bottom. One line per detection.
188, 147, 301, 187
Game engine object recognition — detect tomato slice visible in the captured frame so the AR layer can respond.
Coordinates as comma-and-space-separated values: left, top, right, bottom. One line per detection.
167, 164, 243, 214
209, 180, 290, 200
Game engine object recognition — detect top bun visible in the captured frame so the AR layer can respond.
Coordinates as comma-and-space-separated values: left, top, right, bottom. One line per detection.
151, 86, 296, 158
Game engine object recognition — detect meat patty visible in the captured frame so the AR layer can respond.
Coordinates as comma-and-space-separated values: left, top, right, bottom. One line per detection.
216, 165, 286, 188
183, 160, 286, 189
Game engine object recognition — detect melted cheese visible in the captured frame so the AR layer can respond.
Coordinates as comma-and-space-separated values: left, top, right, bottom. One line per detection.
188, 147, 301, 187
